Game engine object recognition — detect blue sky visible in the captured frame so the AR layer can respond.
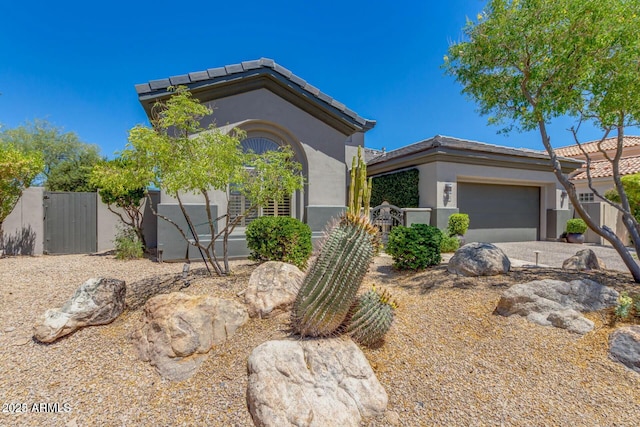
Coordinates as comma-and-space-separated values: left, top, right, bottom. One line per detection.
0, 0, 618, 158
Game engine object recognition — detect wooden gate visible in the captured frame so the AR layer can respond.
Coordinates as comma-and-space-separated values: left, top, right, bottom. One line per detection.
370, 201, 404, 244
43, 192, 97, 254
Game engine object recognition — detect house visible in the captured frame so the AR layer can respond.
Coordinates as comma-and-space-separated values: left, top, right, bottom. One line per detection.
134, 59, 589, 261
366, 135, 583, 243
134, 58, 376, 260
554, 135, 640, 244
555, 136, 640, 200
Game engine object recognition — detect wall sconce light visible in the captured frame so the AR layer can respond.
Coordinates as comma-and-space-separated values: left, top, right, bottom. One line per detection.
443, 183, 453, 205
561, 190, 567, 199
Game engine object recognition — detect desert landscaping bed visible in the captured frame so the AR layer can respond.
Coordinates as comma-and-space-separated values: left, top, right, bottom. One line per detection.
1, 253, 639, 426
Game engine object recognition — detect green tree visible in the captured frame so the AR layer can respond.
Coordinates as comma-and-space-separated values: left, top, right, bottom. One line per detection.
125, 87, 304, 275
605, 174, 640, 222
444, 0, 640, 282
90, 157, 153, 249
0, 143, 44, 249
0, 119, 102, 190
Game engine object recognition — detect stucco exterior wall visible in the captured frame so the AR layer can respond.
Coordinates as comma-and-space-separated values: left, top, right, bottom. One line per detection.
202, 88, 349, 207
2, 186, 44, 255
412, 161, 569, 240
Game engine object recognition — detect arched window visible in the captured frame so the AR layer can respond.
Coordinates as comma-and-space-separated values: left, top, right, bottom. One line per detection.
229, 136, 293, 226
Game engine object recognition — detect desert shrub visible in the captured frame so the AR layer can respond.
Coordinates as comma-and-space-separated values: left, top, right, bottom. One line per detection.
246, 216, 312, 270
386, 224, 442, 270
614, 292, 640, 323
447, 213, 470, 236
566, 218, 587, 234
440, 233, 460, 253
114, 227, 144, 260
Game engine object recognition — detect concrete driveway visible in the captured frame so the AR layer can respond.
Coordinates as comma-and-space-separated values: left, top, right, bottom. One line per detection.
492, 241, 637, 273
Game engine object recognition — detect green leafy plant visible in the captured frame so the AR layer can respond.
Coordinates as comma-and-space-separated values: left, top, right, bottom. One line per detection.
114, 227, 144, 260
613, 291, 640, 322
245, 216, 312, 270
344, 287, 397, 347
440, 233, 460, 253
566, 218, 587, 234
386, 224, 442, 270
370, 169, 419, 208
447, 213, 470, 236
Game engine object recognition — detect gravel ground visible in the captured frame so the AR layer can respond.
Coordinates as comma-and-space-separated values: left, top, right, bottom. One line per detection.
0, 253, 639, 426
494, 241, 637, 272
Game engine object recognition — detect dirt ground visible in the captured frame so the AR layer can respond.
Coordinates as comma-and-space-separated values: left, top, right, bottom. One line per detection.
0, 253, 638, 426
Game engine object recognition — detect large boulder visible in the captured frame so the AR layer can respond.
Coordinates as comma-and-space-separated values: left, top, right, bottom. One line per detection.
33, 277, 126, 343
132, 292, 248, 381
609, 326, 640, 374
245, 261, 304, 318
247, 338, 388, 427
495, 279, 619, 334
562, 249, 606, 271
447, 242, 511, 277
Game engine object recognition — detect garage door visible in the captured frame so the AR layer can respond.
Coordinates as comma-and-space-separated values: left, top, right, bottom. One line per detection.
457, 183, 540, 243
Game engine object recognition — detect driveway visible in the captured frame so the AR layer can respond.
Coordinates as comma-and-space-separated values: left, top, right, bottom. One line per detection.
492, 241, 637, 273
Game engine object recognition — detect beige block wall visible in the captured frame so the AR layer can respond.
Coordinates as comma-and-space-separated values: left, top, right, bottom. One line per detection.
2, 186, 44, 255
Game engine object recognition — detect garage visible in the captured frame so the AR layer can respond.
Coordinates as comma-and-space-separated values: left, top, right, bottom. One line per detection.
457, 182, 540, 243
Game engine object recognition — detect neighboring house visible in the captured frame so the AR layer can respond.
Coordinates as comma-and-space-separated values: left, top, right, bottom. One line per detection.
555, 136, 640, 200
135, 58, 376, 261
366, 135, 583, 243
554, 135, 640, 244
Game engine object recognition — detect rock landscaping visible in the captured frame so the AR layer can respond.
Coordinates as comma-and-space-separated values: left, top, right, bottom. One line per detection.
1, 254, 639, 426
609, 325, 640, 373
132, 292, 248, 381
33, 277, 126, 343
244, 261, 303, 319
247, 338, 387, 427
495, 278, 619, 334
447, 242, 511, 276
562, 248, 606, 271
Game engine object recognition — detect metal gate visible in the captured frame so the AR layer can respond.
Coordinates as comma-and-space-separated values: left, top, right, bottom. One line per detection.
44, 192, 97, 254
370, 201, 404, 244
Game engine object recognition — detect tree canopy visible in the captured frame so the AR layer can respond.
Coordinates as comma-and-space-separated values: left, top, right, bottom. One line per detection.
444, 0, 640, 281
0, 119, 103, 191
0, 142, 44, 246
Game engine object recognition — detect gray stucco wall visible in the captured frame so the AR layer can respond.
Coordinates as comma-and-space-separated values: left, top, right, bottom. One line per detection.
2, 186, 44, 255
202, 88, 349, 207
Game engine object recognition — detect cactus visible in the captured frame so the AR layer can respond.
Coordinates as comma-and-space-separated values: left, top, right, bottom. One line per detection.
292, 213, 379, 337
344, 287, 397, 347
348, 146, 372, 217
292, 147, 386, 339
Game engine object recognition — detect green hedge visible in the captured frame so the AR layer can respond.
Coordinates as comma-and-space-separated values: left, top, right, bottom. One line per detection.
245, 216, 312, 270
385, 224, 442, 270
447, 213, 470, 236
370, 169, 419, 208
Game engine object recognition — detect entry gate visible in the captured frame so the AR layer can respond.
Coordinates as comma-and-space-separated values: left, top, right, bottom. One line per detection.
370, 201, 404, 244
43, 192, 97, 254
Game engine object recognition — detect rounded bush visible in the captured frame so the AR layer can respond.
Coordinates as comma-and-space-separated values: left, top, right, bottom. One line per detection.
566, 218, 587, 234
386, 224, 442, 270
245, 216, 312, 270
447, 213, 470, 236
440, 233, 460, 253
114, 227, 144, 260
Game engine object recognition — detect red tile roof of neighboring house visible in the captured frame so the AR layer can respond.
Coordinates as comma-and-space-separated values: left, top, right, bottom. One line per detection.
571, 155, 640, 180
555, 136, 640, 157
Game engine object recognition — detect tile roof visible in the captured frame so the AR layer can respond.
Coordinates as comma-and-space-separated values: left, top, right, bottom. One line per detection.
135, 58, 375, 130
571, 155, 640, 180
555, 136, 640, 157
367, 134, 573, 165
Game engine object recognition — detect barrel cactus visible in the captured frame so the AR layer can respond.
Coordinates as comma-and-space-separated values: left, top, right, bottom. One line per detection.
344, 287, 397, 347
292, 212, 379, 336
292, 146, 381, 337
